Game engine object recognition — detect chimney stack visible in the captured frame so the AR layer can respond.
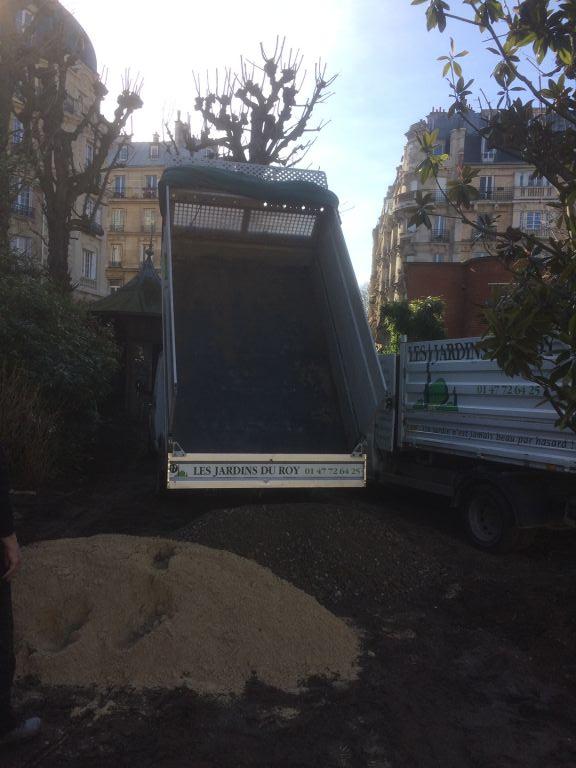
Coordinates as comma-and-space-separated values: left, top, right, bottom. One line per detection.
174, 110, 189, 150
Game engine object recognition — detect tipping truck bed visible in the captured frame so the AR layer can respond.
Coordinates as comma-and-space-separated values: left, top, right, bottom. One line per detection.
154, 161, 386, 489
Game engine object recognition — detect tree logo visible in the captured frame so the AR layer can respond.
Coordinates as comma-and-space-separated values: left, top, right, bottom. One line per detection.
413, 362, 459, 412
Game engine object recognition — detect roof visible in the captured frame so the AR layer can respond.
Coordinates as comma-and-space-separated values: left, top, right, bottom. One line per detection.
36, 1, 97, 71
90, 256, 161, 317
106, 141, 180, 169
159, 163, 339, 218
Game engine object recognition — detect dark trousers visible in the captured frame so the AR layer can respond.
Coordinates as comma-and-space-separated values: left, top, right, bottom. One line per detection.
0, 578, 15, 734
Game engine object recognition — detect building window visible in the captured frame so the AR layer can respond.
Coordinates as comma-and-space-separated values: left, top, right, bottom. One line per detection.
481, 137, 496, 163
433, 252, 443, 263
12, 182, 33, 217
85, 197, 94, 217
110, 208, 125, 232
144, 175, 158, 198
118, 145, 129, 163
113, 175, 126, 197
149, 143, 160, 159
110, 243, 123, 265
142, 209, 156, 232
82, 248, 97, 282
16, 8, 34, 31
10, 235, 32, 258
432, 140, 444, 155
140, 242, 153, 262
109, 280, 122, 294
518, 173, 551, 188
85, 142, 94, 168
522, 211, 542, 231
12, 116, 24, 144
479, 176, 494, 199
475, 215, 497, 240
431, 216, 447, 241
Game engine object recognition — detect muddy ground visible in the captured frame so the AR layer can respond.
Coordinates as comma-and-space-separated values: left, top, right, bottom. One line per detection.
5, 455, 576, 768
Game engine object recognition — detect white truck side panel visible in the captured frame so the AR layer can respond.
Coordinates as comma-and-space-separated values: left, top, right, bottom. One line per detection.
399, 338, 576, 472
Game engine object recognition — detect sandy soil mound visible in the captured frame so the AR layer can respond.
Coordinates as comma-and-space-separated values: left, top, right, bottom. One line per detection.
13, 535, 360, 694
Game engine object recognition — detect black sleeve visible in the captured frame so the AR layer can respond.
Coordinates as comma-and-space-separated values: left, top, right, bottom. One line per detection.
0, 447, 15, 539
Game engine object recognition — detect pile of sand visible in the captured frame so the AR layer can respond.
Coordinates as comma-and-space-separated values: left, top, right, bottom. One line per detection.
13, 535, 360, 694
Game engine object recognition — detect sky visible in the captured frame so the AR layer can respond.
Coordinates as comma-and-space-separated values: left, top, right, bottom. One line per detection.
64, 0, 498, 284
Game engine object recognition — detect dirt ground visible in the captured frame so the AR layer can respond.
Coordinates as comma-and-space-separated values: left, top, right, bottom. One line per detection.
5, 455, 576, 768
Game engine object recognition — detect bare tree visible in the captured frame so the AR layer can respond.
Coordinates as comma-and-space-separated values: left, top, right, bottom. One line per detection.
1, 0, 143, 287
185, 37, 337, 167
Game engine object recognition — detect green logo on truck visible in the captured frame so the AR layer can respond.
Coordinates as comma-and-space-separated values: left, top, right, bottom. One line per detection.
413, 362, 459, 412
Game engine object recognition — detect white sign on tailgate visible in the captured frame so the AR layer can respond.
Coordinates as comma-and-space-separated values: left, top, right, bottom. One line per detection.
167, 454, 366, 489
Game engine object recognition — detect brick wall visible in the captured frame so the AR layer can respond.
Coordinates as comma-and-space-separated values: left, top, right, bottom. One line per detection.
404, 256, 512, 338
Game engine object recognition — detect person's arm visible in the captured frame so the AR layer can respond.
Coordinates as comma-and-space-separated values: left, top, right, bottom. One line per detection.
0, 447, 20, 580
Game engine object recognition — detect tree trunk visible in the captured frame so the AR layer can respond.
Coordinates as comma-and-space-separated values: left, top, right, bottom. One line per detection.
46, 211, 71, 289
0, 2, 16, 257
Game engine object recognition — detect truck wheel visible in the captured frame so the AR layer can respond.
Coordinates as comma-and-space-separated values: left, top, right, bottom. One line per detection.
461, 484, 533, 553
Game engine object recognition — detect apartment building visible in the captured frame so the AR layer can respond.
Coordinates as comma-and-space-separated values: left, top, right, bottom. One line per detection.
103, 116, 207, 293
8, 1, 107, 297
369, 108, 561, 338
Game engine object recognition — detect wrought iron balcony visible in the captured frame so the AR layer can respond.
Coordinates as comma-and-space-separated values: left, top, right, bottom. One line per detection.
476, 188, 514, 201
11, 201, 34, 218
141, 223, 157, 233
108, 187, 159, 200
430, 231, 450, 243
108, 260, 122, 268
394, 189, 449, 209
109, 223, 125, 232
395, 191, 416, 208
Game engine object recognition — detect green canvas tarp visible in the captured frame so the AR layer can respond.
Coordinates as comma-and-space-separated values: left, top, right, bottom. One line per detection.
158, 164, 339, 217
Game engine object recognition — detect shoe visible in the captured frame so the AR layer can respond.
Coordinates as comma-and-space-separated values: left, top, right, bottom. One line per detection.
0, 716, 42, 747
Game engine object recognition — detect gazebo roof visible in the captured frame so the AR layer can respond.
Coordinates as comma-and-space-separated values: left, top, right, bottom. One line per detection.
91, 256, 161, 317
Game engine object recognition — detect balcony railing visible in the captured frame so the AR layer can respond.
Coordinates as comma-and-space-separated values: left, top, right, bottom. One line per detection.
11, 201, 34, 218
79, 276, 97, 290
109, 187, 159, 200
109, 223, 125, 232
394, 189, 451, 209
430, 231, 450, 243
515, 185, 556, 199
477, 188, 514, 201
108, 260, 122, 268
141, 223, 157, 233
521, 225, 558, 237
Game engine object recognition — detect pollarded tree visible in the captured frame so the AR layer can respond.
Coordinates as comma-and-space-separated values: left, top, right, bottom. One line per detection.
0, 0, 143, 288
411, 0, 576, 431
184, 37, 337, 166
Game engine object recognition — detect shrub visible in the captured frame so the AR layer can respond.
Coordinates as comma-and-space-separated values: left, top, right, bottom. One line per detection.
0, 363, 60, 486
0, 258, 119, 484
377, 296, 446, 353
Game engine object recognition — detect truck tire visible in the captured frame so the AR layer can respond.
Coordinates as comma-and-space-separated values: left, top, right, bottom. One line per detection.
461, 484, 533, 553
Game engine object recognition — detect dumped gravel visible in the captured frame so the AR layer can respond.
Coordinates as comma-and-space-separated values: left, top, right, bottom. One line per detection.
172, 500, 452, 622
13, 535, 360, 694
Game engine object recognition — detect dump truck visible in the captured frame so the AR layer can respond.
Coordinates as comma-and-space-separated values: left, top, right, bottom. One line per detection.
152, 161, 385, 490
370, 337, 576, 551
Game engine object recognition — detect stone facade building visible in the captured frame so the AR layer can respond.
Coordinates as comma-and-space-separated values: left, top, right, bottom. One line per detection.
103, 117, 210, 293
8, 1, 107, 298
369, 108, 560, 339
